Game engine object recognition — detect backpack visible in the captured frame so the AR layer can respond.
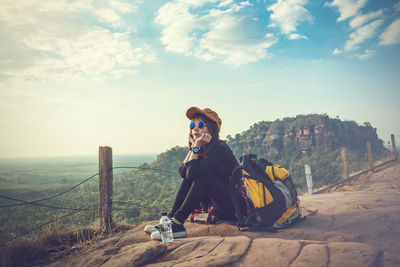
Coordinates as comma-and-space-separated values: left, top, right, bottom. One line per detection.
230, 154, 301, 230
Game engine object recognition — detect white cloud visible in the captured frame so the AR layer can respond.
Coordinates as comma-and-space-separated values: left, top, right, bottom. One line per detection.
2, 29, 155, 80
344, 19, 384, 50
327, 1, 397, 58
240, 1, 251, 7
379, 18, 400, 46
96, 1, 140, 26
218, 0, 233, 7
96, 8, 123, 26
0, 0, 92, 27
268, 0, 313, 34
155, 2, 198, 54
179, 0, 218, 7
333, 48, 342, 54
108, 0, 138, 13
349, 10, 383, 29
0, 0, 153, 81
288, 33, 307, 40
198, 16, 277, 66
155, 1, 277, 66
354, 49, 374, 60
325, 0, 367, 22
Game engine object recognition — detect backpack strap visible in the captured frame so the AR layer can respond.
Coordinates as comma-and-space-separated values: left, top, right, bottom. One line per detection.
242, 173, 252, 179
229, 166, 248, 226
230, 166, 244, 183
271, 166, 276, 180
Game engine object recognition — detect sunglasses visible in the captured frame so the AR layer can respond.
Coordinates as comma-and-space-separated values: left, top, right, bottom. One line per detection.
190, 121, 205, 129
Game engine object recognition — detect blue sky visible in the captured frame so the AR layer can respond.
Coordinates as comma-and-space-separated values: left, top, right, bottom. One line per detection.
0, 0, 399, 157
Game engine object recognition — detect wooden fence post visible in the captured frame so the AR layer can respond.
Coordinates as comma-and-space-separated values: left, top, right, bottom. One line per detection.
99, 146, 113, 231
391, 134, 397, 160
341, 148, 350, 185
367, 141, 373, 169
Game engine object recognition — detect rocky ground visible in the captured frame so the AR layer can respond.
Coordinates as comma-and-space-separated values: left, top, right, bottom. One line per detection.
46, 161, 400, 267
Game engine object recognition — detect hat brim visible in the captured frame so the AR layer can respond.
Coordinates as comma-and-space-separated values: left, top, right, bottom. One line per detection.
186, 107, 205, 120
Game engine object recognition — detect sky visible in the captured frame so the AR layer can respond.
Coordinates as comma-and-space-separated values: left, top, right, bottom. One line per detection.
0, 0, 399, 158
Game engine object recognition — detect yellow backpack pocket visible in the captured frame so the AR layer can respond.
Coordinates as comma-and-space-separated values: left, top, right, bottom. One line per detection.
244, 174, 273, 208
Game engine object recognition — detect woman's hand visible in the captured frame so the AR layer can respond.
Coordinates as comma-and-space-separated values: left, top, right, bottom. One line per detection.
194, 133, 212, 148
189, 134, 195, 148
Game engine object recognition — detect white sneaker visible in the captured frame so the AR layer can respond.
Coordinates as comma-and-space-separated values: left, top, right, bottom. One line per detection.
150, 221, 187, 240
144, 224, 160, 234
150, 230, 187, 240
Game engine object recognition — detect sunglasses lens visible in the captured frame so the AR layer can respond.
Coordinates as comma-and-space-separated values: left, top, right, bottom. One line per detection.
198, 121, 204, 128
190, 122, 195, 129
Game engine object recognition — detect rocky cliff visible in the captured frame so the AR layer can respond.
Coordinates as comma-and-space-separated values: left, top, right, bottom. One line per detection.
226, 114, 384, 156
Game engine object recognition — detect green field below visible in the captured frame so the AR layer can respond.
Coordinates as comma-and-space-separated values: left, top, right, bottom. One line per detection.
0, 154, 156, 187
0, 154, 157, 243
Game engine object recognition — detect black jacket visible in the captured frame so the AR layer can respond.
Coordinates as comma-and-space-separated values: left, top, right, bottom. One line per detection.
179, 140, 238, 184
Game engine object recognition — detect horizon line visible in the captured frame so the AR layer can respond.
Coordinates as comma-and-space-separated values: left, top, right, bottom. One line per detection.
0, 153, 159, 160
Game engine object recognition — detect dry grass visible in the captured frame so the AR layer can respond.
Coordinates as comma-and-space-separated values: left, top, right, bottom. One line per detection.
0, 222, 133, 267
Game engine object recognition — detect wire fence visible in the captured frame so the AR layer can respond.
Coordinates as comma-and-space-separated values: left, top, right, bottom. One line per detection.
0, 166, 175, 208
0, 166, 175, 246
1, 142, 397, 245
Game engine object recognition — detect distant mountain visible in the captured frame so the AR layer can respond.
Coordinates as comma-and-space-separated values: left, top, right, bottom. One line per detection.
226, 114, 386, 156
226, 114, 390, 190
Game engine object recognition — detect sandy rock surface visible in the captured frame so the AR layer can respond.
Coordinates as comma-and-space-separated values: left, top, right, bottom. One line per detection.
46, 162, 400, 267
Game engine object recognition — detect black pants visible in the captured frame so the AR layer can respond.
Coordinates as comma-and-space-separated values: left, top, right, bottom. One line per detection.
168, 172, 238, 224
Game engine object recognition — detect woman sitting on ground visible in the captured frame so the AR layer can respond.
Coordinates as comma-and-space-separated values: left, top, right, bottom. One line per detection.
145, 107, 247, 240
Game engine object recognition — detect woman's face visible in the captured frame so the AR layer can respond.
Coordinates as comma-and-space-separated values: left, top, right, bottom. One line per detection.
190, 117, 209, 141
